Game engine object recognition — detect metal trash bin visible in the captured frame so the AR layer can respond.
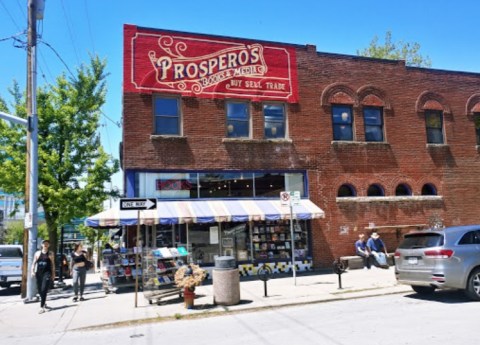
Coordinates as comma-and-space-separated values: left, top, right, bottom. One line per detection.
212, 256, 240, 306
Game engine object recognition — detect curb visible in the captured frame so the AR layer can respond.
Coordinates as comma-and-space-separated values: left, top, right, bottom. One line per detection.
73, 286, 410, 332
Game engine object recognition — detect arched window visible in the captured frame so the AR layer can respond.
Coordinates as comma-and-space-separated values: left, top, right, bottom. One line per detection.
421, 183, 437, 196
367, 184, 384, 196
337, 184, 356, 197
395, 183, 412, 196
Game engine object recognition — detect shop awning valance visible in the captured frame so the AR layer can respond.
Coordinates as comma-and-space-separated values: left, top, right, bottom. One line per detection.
85, 199, 325, 228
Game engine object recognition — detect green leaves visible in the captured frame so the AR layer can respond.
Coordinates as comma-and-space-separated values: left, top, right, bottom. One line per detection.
357, 31, 432, 68
0, 55, 119, 252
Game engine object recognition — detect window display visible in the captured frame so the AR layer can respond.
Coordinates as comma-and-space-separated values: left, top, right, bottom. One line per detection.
250, 220, 308, 260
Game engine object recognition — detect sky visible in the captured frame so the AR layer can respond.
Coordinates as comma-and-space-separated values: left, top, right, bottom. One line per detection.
1, 0, 479, 197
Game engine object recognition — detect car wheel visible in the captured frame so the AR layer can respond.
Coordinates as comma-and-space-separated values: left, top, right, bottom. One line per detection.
465, 267, 480, 301
411, 285, 436, 294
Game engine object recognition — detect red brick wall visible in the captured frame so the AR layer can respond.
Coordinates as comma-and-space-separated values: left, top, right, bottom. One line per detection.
123, 41, 480, 268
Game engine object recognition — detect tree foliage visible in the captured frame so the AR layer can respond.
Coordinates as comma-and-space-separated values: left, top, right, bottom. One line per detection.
0, 56, 119, 253
357, 31, 432, 67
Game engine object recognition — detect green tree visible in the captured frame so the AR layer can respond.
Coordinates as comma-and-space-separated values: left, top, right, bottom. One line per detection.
357, 31, 432, 67
0, 56, 119, 254
3, 220, 48, 245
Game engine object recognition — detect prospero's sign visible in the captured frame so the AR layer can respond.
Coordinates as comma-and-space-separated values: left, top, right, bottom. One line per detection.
124, 24, 299, 102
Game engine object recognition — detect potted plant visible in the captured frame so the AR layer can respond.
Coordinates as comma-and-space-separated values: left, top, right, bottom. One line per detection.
174, 263, 206, 309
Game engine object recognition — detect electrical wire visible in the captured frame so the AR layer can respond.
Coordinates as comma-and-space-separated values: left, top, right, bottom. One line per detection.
38, 39, 76, 79
60, 0, 81, 66
1, 0, 22, 31
83, 0, 96, 53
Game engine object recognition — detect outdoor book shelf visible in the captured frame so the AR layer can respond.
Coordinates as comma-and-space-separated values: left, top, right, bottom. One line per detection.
142, 246, 188, 304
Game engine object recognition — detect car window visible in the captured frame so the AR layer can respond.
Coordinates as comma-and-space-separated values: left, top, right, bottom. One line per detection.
398, 233, 444, 249
458, 230, 480, 245
0, 247, 23, 258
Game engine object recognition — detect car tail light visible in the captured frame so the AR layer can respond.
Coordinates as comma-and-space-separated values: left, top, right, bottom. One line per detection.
424, 249, 454, 259
394, 250, 401, 258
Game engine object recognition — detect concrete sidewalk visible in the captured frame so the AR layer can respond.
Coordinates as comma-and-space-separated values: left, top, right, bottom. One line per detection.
0, 267, 411, 338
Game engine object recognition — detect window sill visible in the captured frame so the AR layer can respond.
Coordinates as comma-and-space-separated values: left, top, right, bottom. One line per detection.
150, 135, 187, 141
331, 141, 390, 147
336, 196, 443, 203
426, 143, 449, 148
222, 138, 293, 144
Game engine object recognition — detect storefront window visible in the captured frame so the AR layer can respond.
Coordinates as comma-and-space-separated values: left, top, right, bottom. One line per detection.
134, 171, 306, 199
189, 223, 221, 264
136, 172, 198, 199
199, 172, 254, 198
250, 220, 309, 260
188, 220, 309, 265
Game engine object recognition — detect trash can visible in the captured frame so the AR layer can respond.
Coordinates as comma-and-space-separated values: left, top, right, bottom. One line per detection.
212, 256, 240, 306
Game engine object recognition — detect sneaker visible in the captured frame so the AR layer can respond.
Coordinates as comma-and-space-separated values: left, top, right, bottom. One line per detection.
73, 296, 78, 302
363, 267, 368, 270
79, 296, 85, 301
38, 308, 45, 314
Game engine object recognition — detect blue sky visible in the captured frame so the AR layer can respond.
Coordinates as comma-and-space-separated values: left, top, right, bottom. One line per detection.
1, 0, 479, 195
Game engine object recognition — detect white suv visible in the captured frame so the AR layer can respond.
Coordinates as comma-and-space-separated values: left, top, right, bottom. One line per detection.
0, 245, 23, 289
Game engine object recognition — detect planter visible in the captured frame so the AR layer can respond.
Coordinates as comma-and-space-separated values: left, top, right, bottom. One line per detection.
183, 287, 195, 309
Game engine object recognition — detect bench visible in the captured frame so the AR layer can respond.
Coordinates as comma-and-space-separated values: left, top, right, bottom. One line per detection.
340, 253, 395, 270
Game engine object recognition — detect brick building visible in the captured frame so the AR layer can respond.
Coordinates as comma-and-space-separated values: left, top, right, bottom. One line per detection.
121, 24, 480, 270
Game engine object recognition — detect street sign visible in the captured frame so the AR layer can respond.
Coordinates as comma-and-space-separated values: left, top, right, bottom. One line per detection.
120, 198, 157, 210
280, 191, 291, 206
292, 191, 301, 205
24, 212, 32, 229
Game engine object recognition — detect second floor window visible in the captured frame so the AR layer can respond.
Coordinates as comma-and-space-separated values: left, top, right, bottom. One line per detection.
332, 105, 353, 141
226, 101, 250, 138
264, 104, 286, 139
363, 107, 384, 142
474, 113, 480, 145
425, 110, 444, 144
154, 96, 180, 135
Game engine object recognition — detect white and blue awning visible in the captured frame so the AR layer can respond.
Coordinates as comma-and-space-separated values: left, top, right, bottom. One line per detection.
85, 199, 324, 228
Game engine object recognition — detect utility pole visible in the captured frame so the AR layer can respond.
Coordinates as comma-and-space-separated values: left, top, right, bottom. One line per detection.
24, 0, 44, 302
21, 0, 34, 300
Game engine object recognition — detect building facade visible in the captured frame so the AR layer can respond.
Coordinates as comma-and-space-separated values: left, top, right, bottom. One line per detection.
122, 24, 480, 269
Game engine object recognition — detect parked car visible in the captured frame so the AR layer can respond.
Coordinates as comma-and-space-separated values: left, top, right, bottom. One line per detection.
395, 224, 480, 300
55, 253, 71, 279
0, 245, 23, 288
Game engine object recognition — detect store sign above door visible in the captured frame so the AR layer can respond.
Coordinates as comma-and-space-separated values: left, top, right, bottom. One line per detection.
120, 198, 157, 210
124, 24, 299, 103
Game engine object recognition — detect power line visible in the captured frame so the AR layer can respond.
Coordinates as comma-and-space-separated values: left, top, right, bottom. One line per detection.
83, 0, 96, 53
60, 0, 81, 66
38, 39, 76, 79
15, 0, 26, 18
100, 109, 121, 128
1, 0, 22, 31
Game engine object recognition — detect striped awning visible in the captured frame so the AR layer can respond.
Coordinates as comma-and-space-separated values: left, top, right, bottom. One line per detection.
85, 199, 324, 228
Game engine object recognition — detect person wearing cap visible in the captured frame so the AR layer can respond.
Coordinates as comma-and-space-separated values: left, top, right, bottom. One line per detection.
366, 232, 389, 268
355, 233, 371, 269
31, 239, 56, 314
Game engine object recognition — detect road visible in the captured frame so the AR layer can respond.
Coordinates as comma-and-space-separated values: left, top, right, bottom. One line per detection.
2, 288, 477, 345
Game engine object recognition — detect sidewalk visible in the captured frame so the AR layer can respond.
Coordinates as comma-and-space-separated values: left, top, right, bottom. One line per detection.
0, 267, 411, 338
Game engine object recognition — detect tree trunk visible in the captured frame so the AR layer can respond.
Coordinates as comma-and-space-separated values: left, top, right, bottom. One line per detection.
44, 211, 59, 255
